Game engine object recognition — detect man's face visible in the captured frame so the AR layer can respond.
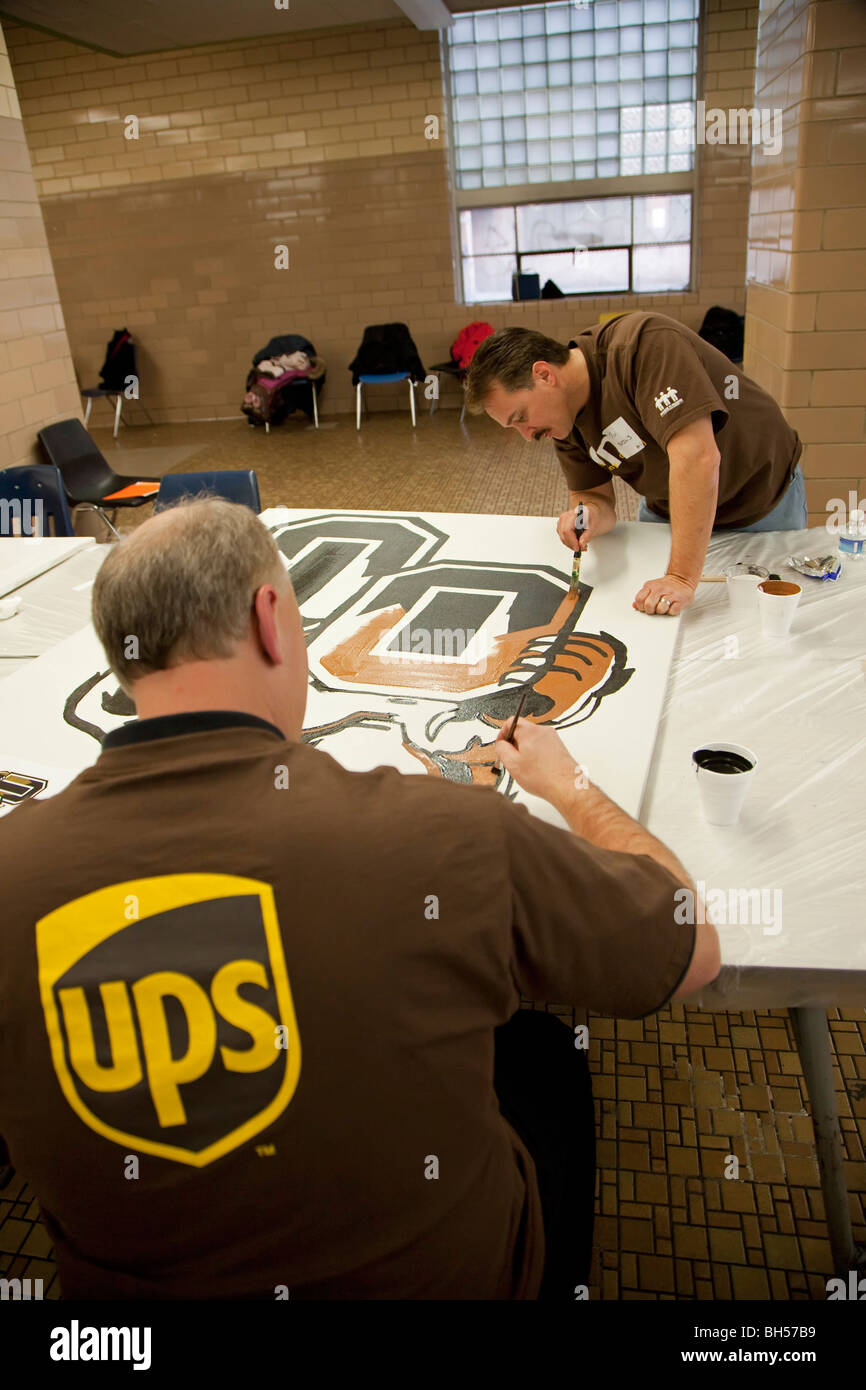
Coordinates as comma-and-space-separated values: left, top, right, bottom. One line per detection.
484, 363, 575, 443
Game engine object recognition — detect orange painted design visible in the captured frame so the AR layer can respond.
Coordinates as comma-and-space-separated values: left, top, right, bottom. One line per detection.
481, 635, 617, 727
321, 594, 584, 696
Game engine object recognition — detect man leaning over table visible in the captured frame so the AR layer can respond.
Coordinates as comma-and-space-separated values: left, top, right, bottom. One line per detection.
465, 312, 806, 618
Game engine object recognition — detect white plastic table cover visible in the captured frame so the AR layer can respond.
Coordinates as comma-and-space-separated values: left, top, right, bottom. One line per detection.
0, 537, 93, 598
0, 544, 106, 673
641, 524, 866, 1011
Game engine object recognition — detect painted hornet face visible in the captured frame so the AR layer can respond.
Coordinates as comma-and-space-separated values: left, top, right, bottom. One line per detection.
64, 515, 633, 794
285, 516, 633, 792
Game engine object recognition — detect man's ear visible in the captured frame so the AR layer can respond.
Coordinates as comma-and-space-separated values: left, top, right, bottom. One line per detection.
252, 583, 283, 666
532, 359, 555, 387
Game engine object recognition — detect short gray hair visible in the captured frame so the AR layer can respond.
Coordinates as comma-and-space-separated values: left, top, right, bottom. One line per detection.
92, 496, 288, 685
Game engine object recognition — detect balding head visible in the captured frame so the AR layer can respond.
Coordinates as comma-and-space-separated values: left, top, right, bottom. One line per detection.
92, 497, 289, 686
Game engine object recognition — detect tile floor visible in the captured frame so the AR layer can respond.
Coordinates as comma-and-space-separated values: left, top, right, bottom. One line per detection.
3, 408, 863, 1299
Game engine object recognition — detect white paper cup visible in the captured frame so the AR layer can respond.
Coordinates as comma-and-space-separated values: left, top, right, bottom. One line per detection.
724, 563, 769, 613
692, 741, 757, 826
758, 579, 801, 637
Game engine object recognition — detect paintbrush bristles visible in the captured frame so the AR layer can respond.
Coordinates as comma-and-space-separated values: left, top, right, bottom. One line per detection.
568, 523, 585, 598
568, 551, 581, 598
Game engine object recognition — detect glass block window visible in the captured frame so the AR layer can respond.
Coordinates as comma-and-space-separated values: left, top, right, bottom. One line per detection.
446, 0, 699, 190
460, 193, 692, 301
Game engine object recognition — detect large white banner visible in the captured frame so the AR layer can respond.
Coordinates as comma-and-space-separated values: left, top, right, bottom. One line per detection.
0, 512, 680, 827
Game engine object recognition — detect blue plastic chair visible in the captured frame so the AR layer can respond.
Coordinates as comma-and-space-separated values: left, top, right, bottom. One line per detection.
155, 470, 262, 514
356, 372, 416, 430
0, 464, 75, 537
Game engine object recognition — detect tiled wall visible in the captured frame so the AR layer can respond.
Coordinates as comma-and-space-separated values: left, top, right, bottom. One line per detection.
4, 2, 759, 425
0, 20, 80, 472
745, 0, 866, 527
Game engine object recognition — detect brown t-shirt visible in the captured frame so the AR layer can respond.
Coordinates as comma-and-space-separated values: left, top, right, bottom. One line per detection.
0, 711, 694, 1300
555, 312, 801, 528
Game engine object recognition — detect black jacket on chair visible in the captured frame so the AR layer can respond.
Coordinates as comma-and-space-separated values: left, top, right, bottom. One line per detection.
98, 329, 136, 391
252, 333, 316, 367
349, 323, 426, 385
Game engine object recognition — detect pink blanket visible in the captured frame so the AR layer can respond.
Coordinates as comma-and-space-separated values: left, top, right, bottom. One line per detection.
255, 368, 311, 393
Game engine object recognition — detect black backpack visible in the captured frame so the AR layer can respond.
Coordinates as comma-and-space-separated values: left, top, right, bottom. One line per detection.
98, 329, 136, 390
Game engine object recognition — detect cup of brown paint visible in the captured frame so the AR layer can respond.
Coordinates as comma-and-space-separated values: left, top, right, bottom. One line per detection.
692, 741, 757, 826
757, 579, 801, 637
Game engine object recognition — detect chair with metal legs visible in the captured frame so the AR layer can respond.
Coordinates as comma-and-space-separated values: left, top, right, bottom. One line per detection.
427, 360, 468, 423
356, 373, 417, 430
37, 419, 159, 540
349, 323, 425, 431
80, 336, 138, 439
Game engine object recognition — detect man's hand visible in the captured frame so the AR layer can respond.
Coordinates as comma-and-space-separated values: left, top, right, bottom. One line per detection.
633, 574, 695, 617
495, 719, 585, 803
556, 499, 599, 553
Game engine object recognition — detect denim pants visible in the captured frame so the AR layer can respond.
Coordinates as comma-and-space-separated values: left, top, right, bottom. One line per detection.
637, 464, 807, 531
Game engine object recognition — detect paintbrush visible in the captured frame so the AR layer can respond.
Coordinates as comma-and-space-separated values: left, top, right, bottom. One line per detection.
568, 520, 586, 598
504, 687, 529, 744
491, 687, 529, 780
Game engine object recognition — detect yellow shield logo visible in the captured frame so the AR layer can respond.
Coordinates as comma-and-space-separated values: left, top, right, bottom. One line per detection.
37, 874, 301, 1167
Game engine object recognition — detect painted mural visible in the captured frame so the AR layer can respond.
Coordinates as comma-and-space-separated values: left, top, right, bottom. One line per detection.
62, 513, 633, 800
0, 511, 680, 823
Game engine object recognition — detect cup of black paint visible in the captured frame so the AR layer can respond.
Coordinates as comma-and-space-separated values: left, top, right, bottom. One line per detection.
692, 741, 757, 825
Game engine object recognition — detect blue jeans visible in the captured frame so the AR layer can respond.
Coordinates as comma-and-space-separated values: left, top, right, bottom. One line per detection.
638, 464, 807, 531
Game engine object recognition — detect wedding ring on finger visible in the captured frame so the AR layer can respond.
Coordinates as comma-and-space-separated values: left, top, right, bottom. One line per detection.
657, 596, 672, 612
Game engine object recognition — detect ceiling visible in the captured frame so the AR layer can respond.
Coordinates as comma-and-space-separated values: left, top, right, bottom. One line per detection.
0, 0, 464, 56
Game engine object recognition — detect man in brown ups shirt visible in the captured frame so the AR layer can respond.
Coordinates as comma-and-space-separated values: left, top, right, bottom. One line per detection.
0, 499, 719, 1301
465, 313, 805, 618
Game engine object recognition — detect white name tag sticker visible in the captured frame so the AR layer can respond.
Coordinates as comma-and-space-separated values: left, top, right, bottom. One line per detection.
604, 416, 645, 458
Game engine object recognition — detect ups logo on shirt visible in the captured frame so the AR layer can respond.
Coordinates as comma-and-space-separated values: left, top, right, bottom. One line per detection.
36, 874, 301, 1167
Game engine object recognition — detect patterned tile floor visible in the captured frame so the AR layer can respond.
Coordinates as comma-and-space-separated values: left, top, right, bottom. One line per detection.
3, 409, 863, 1299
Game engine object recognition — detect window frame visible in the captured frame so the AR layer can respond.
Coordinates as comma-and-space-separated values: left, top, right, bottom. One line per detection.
459, 191, 694, 302
441, 1, 704, 306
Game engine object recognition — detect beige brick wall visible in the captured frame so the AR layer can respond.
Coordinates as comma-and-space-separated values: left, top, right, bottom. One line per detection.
0, 19, 81, 473
745, 0, 866, 526
5, 7, 758, 424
